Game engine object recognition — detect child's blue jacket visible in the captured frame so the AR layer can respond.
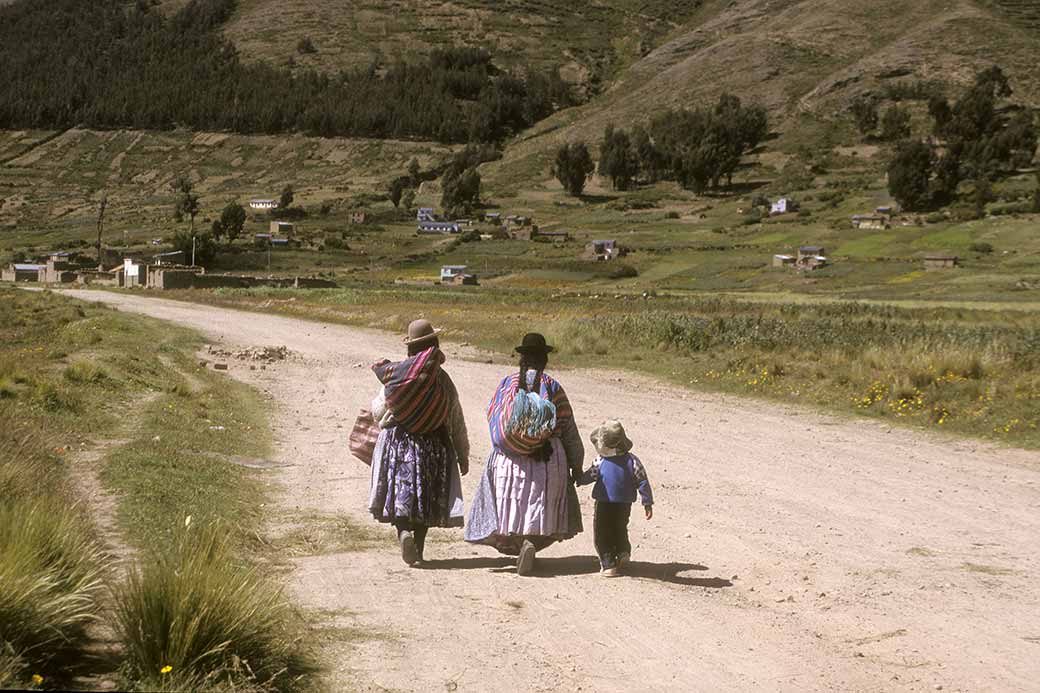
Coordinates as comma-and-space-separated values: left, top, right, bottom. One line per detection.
578, 453, 653, 506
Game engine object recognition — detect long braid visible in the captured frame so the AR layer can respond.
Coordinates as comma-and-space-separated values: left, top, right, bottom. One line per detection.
518, 353, 546, 394
518, 355, 529, 393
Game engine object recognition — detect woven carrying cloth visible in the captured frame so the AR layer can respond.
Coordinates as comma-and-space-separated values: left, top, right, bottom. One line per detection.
487, 372, 573, 457
372, 347, 450, 434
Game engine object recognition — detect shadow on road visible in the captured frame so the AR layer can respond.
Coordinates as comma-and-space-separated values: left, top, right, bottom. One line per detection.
422, 555, 732, 587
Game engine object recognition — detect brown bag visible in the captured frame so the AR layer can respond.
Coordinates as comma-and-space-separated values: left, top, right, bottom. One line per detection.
349, 409, 380, 465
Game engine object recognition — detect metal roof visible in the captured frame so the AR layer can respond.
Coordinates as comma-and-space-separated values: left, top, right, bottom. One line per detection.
13, 263, 44, 271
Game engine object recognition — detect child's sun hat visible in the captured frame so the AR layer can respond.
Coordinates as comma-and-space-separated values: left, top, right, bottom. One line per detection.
590, 420, 633, 457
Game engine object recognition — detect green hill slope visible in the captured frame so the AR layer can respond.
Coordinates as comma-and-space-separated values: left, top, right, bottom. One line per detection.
485, 0, 1040, 190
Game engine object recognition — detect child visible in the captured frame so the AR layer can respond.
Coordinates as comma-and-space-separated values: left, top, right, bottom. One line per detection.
578, 420, 653, 577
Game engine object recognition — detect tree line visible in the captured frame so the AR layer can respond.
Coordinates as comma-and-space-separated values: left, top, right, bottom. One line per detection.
554, 93, 769, 196
883, 67, 1037, 211
0, 0, 574, 144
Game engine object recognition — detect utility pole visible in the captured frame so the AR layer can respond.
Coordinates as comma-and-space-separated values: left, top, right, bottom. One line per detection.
192, 235, 196, 267
95, 193, 108, 270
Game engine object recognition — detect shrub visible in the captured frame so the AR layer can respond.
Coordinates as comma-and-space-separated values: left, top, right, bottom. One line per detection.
63, 360, 111, 385
665, 210, 680, 219
0, 498, 106, 680
607, 264, 638, 280
296, 37, 317, 55
114, 526, 307, 692
969, 242, 994, 254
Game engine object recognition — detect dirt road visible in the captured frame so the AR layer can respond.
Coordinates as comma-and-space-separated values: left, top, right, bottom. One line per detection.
63, 290, 1040, 692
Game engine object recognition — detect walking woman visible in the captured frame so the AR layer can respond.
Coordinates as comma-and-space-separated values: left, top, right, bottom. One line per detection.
368, 319, 469, 566
465, 333, 584, 575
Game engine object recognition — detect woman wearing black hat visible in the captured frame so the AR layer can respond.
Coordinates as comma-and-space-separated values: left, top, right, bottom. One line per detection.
368, 319, 470, 566
464, 333, 585, 575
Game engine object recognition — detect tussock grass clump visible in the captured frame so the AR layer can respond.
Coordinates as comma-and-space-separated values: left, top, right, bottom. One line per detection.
0, 500, 106, 673
0, 414, 107, 682
63, 360, 112, 385
114, 526, 310, 692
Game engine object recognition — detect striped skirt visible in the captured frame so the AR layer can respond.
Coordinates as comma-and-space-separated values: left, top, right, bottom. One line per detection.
464, 438, 583, 554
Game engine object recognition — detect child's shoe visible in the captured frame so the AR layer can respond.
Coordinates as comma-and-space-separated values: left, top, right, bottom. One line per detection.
617, 552, 631, 570
601, 566, 620, 578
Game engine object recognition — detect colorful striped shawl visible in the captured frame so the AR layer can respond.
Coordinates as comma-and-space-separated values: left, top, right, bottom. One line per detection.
487, 372, 573, 457
372, 347, 450, 434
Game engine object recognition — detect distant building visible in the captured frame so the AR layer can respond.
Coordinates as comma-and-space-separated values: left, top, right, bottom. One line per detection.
152, 250, 186, 266
772, 254, 796, 268
585, 239, 624, 261
798, 246, 825, 261
796, 246, 827, 270
770, 198, 799, 215
452, 273, 479, 286
484, 212, 501, 223
510, 227, 534, 241
42, 254, 80, 283
349, 211, 367, 225
440, 265, 468, 282
536, 229, 569, 243
250, 199, 278, 211
924, 254, 958, 270
418, 221, 461, 234
417, 207, 436, 222
851, 214, 889, 230
1, 263, 44, 282
269, 221, 294, 237
875, 206, 894, 215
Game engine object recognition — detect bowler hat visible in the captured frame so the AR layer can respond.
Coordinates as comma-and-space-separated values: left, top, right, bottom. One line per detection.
590, 420, 633, 457
403, 319, 442, 345
515, 332, 555, 355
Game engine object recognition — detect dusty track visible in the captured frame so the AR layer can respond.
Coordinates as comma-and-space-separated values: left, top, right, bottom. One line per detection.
63, 290, 1040, 692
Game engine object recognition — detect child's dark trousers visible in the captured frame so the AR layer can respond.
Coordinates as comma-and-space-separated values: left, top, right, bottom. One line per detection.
594, 501, 632, 568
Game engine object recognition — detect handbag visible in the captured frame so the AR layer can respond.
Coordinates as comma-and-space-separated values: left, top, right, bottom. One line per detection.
349, 408, 380, 465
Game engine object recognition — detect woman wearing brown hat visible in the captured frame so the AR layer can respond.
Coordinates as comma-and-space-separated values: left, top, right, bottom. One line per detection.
368, 319, 470, 566
464, 333, 585, 575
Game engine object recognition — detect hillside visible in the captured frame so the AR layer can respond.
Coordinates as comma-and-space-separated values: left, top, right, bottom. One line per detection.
484, 0, 1040, 190
212, 0, 703, 93
1, 0, 1038, 304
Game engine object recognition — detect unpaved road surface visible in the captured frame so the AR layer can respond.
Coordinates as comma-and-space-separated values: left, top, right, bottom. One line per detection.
64, 291, 1040, 692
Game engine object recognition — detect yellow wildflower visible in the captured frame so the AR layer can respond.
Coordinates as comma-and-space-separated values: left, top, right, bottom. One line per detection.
161, 665, 172, 674
32, 674, 43, 685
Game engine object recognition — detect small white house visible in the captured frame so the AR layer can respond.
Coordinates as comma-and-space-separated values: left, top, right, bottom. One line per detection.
440, 265, 467, 282
418, 221, 461, 234
250, 199, 278, 210
770, 198, 799, 215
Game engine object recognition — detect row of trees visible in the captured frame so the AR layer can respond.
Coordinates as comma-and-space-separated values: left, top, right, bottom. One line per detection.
596, 94, 769, 193
0, 0, 573, 143
886, 67, 1037, 211
551, 94, 769, 197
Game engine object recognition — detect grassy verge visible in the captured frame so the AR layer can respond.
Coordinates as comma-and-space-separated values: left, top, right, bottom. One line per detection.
0, 287, 315, 692
163, 284, 1040, 449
